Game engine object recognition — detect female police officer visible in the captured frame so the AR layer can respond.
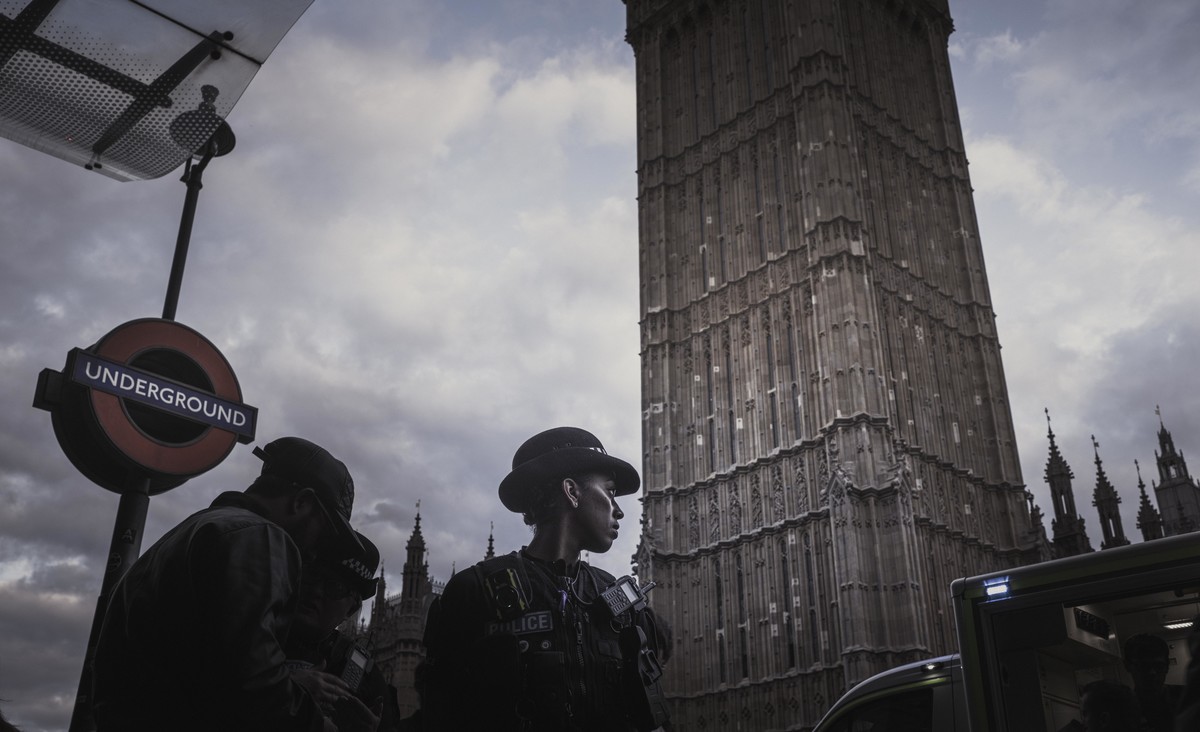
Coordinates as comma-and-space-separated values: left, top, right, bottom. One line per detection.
421, 427, 670, 731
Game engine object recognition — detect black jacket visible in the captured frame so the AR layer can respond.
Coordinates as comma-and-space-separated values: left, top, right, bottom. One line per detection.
421, 550, 668, 732
93, 492, 325, 732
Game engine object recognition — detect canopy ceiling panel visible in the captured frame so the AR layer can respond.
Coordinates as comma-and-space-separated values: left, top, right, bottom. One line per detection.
0, 0, 314, 181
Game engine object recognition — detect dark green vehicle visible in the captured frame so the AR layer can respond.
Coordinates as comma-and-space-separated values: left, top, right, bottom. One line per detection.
814, 532, 1200, 731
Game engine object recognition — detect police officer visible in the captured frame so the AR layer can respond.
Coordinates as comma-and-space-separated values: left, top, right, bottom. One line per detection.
287, 531, 401, 732
421, 427, 670, 732
94, 436, 362, 732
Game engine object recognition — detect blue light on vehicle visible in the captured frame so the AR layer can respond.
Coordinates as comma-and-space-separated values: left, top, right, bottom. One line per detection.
984, 577, 1010, 597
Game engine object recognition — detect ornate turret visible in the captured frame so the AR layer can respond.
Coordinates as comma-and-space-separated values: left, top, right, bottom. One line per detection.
1135, 460, 1164, 542
401, 504, 431, 600
1091, 436, 1129, 549
1044, 409, 1093, 556
362, 503, 443, 719
1153, 407, 1200, 536
375, 563, 387, 606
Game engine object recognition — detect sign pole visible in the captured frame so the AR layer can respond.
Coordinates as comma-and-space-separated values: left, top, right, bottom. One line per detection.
162, 139, 217, 321
68, 479, 150, 732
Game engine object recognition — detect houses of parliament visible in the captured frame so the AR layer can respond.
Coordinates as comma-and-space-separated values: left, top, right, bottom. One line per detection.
353, 0, 1200, 729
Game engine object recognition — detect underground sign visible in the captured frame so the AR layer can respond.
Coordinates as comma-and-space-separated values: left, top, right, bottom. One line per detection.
34, 318, 257, 495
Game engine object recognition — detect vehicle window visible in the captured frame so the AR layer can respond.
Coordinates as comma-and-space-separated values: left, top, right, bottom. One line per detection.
988, 585, 1198, 731
825, 687, 934, 732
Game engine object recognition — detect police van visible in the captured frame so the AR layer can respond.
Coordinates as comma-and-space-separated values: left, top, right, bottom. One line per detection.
812, 531, 1200, 731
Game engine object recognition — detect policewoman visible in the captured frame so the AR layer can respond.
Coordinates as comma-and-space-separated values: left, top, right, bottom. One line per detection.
421, 427, 671, 731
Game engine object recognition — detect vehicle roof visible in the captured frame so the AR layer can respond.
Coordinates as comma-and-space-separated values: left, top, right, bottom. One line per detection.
812, 654, 960, 729
950, 531, 1200, 600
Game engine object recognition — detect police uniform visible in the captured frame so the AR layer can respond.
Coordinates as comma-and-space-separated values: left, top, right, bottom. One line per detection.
422, 549, 667, 731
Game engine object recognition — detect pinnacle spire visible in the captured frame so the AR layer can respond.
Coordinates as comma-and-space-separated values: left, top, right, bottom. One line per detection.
401, 501, 430, 600
1043, 408, 1091, 556
1090, 435, 1128, 549
1136, 459, 1164, 541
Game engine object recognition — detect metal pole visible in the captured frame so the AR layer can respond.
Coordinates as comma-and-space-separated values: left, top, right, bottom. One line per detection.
161, 141, 216, 321
67, 479, 151, 732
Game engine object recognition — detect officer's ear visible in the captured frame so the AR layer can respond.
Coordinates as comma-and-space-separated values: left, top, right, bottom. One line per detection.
560, 478, 581, 509
290, 486, 323, 519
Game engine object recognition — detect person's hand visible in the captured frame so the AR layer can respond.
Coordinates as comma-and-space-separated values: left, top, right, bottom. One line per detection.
293, 660, 352, 710
332, 694, 383, 732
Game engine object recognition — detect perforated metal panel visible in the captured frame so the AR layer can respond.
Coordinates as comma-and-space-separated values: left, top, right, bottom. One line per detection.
0, 0, 313, 181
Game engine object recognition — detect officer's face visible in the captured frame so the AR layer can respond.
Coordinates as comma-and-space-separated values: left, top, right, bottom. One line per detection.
294, 563, 360, 641
1127, 653, 1169, 692
570, 473, 624, 554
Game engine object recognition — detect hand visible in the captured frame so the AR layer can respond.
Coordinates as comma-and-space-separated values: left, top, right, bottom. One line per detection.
292, 660, 352, 710
332, 694, 383, 732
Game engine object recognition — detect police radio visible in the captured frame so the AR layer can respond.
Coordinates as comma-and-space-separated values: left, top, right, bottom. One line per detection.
339, 644, 371, 693
599, 575, 656, 617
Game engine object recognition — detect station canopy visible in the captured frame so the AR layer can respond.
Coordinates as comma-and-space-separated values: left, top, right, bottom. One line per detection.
0, 0, 314, 181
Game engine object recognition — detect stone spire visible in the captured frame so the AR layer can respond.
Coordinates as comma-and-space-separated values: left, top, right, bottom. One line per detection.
401, 503, 431, 601
1044, 409, 1092, 556
1135, 460, 1164, 542
1091, 436, 1129, 549
367, 562, 388, 630
1153, 406, 1200, 536
485, 521, 495, 560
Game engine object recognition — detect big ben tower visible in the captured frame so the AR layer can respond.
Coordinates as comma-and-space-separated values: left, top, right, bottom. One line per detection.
621, 0, 1044, 729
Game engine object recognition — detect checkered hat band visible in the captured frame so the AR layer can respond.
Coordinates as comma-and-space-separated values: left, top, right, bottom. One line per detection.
342, 557, 374, 582
553, 443, 607, 455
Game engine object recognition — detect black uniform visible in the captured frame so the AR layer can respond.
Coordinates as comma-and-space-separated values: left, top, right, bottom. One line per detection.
422, 550, 668, 732
93, 492, 325, 732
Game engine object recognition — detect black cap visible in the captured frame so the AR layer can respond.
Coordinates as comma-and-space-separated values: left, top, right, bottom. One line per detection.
498, 426, 639, 513
253, 436, 362, 552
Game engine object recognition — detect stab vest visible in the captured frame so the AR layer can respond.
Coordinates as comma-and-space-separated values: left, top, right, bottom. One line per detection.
471, 552, 649, 732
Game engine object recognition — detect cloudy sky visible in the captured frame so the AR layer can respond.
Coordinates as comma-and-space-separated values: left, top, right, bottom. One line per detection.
1, 0, 1197, 729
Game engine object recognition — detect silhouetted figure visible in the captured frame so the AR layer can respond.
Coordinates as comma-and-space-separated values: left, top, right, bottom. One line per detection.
1080, 679, 1140, 732
1174, 617, 1200, 732
93, 437, 363, 732
1124, 634, 1184, 732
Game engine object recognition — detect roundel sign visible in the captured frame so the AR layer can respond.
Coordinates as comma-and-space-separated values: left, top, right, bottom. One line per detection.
34, 318, 257, 495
